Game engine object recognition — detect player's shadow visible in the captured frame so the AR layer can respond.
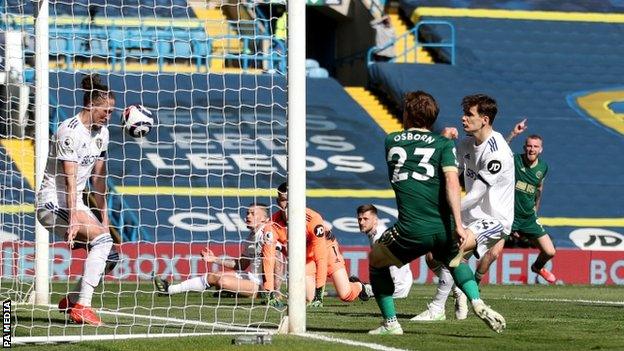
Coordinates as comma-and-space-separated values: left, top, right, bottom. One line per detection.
307, 326, 373, 334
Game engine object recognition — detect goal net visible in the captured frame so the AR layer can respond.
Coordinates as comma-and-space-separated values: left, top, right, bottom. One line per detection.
0, 0, 294, 343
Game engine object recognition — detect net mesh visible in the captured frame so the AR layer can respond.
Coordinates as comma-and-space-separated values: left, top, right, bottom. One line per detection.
0, 0, 288, 342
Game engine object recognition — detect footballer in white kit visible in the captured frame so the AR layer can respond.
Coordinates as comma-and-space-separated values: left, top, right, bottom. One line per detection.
457, 130, 515, 258
37, 114, 109, 234
357, 205, 413, 299
35, 73, 116, 327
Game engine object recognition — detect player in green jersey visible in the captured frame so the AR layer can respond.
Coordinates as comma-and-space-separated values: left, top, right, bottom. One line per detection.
367, 91, 505, 335
505, 120, 556, 282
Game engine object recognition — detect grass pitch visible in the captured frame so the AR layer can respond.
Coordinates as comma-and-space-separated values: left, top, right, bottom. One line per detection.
10, 283, 624, 350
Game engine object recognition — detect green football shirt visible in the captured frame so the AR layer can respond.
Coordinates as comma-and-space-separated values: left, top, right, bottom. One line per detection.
514, 153, 549, 218
385, 129, 458, 238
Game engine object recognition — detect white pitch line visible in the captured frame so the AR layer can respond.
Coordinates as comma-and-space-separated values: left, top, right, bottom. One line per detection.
43, 304, 275, 333
493, 297, 624, 306
298, 332, 411, 351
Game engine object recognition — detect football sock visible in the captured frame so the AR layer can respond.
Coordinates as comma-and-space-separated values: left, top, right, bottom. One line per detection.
431, 266, 453, 311
370, 266, 396, 319
449, 262, 480, 301
474, 270, 485, 285
168, 276, 208, 294
67, 278, 81, 304
78, 233, 113, 307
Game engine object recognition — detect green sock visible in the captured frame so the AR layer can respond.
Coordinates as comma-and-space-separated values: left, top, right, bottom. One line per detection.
449, 263, 480, 301
370, 266, 396, 319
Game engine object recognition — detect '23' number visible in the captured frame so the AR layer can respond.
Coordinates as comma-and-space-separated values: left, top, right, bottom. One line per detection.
388, 147, 450, 182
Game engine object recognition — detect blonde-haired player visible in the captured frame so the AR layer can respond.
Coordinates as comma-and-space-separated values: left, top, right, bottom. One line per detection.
154, 203, 284, 306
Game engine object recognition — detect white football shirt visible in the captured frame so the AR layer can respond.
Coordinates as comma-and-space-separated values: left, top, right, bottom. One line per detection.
241, 223, 276, 282
38, 114, 109, 208
457, 130, 515, 233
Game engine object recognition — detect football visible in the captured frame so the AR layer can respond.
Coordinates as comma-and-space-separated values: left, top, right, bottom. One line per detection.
122, 105, 154, 138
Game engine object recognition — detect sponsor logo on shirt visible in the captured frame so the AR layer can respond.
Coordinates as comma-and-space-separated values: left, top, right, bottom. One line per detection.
487, 160, 502, 174
314, 225, 325, 238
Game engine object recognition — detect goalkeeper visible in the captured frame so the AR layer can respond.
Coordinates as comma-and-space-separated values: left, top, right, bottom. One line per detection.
154, 203, 284, 306
272, 182, 371, 307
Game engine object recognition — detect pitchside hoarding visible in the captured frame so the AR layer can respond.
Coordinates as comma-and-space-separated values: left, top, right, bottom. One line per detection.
1, 242, 623, 285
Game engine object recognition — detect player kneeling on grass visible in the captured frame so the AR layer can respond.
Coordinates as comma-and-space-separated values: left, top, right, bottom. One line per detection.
368, 91, 505, 335
37, 74, 116, 327
154, 203, 284, 307
272, 182, 373, 307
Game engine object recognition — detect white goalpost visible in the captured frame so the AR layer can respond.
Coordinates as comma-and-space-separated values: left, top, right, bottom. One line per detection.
0, 0, 306, 344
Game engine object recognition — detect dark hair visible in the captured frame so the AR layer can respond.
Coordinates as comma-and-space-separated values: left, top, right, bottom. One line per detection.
357, 204, 378, 216
277, 181, 288, 195
81, 74, 114, 107
526, 134, 543, 143
461, 94, 497, 125
402, 91, 439, 129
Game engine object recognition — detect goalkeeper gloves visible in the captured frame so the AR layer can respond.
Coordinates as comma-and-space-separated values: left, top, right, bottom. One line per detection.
308, 286, 324, 308
260, 291, 285, 309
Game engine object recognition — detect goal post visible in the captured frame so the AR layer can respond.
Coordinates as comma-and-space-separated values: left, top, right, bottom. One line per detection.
287, 0, 307, 334
34, 0, 50, 307
2, 0, 307, 343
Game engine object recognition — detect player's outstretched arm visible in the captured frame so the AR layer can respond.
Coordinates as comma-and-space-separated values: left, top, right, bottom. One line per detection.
505, 118, 527, 144
201, 248, 246, 270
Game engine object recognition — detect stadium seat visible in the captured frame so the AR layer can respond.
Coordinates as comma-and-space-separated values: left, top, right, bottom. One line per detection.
305, 59, 320, 69
306, 67, 329, 78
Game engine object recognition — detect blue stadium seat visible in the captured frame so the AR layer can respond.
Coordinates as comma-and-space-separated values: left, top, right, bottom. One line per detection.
305, 59, 320, 69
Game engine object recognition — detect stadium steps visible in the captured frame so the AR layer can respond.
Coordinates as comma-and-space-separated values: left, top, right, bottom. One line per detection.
0, 139, 34, 189
387, 11, 433, 64
189, 0, 243, 71
344, 87, 401, 133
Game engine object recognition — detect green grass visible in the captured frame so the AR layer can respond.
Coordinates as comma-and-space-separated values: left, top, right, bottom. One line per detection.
10, 284, 624, 350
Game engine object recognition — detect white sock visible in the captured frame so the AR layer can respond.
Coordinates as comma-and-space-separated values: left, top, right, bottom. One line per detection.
168, 276, 208, 295
78, 233, 113, 307
453, 285, 463, 298
431, 266, 453, 312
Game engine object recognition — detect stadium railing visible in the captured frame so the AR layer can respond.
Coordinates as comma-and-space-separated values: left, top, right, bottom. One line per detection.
367, 20, 456, 66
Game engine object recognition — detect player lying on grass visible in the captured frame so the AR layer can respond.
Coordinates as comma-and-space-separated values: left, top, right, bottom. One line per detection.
153, 203, 284, 307
272, 182, 372, 307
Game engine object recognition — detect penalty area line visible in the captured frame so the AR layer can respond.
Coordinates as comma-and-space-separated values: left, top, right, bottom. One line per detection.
298, 332, 410, 351
494, 297, 624, 306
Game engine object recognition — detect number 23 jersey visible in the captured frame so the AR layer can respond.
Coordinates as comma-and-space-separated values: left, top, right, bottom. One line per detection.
385, 129, 459, 237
